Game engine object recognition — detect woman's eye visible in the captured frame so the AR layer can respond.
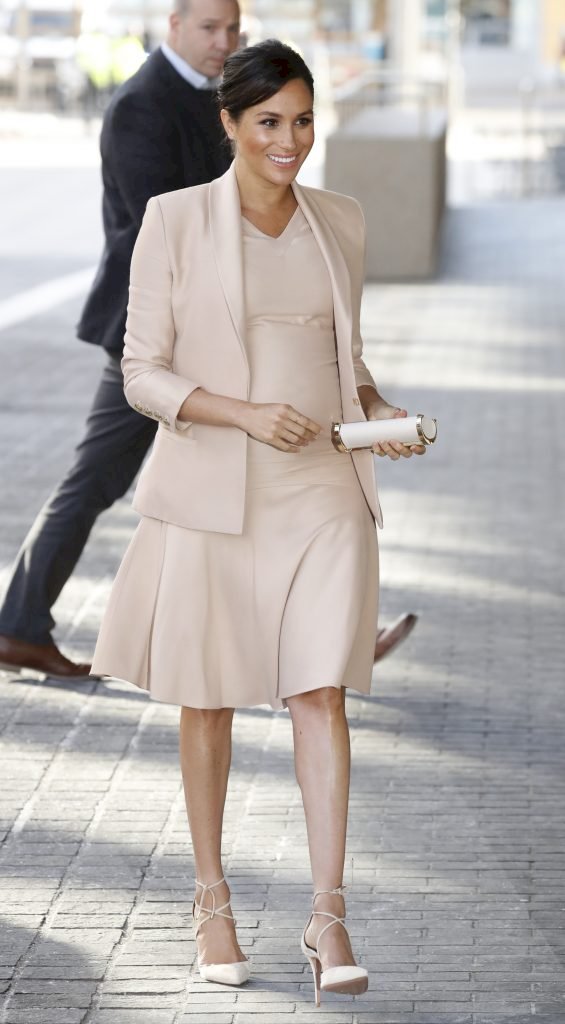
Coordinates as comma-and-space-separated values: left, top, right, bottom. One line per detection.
259, 118, 313, 128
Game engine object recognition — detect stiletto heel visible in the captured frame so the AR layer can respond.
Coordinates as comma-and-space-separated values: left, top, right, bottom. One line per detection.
192, 876, 250, 986
304, 951, 322, 1007
301, 884, 368, 1006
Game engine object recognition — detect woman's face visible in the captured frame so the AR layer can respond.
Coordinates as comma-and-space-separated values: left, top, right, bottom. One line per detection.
222, 78, 315, 187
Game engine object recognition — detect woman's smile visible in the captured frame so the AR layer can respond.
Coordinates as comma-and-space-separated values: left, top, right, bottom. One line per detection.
267, 154, 299, 166
221, 78, 315, 188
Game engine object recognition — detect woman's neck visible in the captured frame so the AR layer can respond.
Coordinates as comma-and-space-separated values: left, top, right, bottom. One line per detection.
234, 159, 295, 216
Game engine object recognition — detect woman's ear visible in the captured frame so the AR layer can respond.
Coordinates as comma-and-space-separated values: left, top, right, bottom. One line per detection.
219, 108, 235, 142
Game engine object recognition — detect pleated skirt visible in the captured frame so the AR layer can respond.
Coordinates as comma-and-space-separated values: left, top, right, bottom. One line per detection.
91, 446, 379, 711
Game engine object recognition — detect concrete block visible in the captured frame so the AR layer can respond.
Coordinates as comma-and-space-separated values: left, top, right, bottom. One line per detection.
325, 107, 447, 280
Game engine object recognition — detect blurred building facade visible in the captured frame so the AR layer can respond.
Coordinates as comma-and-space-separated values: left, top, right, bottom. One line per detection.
456, 0, 565, 102
1, 0, 564, 110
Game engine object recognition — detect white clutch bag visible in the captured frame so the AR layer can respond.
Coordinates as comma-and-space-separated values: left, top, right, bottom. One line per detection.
331, 414, 437, 452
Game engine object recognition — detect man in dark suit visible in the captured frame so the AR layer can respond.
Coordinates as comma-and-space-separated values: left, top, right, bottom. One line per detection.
0, 0, 240, 678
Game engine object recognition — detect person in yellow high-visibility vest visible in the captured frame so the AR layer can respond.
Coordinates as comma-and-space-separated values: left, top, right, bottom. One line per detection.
110, 32, 147, 89
76, 30, 113, 116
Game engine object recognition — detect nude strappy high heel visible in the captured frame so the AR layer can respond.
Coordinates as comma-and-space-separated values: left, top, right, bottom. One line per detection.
300, 885, 368, 1007
192, 876, 250, 986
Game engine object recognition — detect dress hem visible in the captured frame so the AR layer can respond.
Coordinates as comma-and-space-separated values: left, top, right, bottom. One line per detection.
91, 670, 372, 712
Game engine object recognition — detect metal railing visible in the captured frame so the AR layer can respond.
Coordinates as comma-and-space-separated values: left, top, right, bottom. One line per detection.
332, 66, 448, 129
519, 78, 565, 196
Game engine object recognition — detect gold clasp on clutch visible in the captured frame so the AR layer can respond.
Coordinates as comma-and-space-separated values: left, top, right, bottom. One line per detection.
415, 415, 438, 445
331, 422, 352, 453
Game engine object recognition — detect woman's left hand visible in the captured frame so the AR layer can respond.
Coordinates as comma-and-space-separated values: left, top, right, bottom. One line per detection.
357, 388, 426, 460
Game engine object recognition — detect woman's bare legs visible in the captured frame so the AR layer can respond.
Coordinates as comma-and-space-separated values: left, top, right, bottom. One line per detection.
179, 705, 246, 965
286, 686, 357, 969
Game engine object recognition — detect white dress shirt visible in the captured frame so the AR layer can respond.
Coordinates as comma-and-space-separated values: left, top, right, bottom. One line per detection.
160, 42, 219, 90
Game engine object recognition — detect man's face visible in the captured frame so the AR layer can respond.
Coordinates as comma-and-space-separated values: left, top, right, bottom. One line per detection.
169, 0, 240, 78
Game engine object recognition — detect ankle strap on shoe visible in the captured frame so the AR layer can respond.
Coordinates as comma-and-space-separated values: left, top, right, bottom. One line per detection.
193, 877, 234, 937
195, 876, 226, 894
313, 884, 347, 902
310, 885, 348, 949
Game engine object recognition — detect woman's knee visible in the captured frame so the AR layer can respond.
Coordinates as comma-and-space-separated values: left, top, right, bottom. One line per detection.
181, 705, 234, 734
288, 685, 345, 721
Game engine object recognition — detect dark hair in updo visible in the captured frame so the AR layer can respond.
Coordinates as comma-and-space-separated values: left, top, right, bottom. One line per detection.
217, 39, 314, 123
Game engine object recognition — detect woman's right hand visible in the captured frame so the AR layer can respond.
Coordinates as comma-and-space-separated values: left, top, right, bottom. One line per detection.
239, 402, 321, 452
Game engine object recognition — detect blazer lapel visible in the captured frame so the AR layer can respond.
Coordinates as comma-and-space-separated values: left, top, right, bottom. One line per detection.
209, 169, 353, 371
291, 182, 353, 361
208, 171, 356, 409
292, 183, 382, 525
209, 165, 249, 373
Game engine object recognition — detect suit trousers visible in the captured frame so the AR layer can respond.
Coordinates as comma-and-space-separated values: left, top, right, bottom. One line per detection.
0, 353, 156, 644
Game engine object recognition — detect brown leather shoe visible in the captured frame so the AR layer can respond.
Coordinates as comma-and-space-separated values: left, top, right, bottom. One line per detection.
374, 613, 418, 664
0, 634, 92, 681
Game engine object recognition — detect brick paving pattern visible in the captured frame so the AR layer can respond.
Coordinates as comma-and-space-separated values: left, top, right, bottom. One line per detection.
1, 195, 564, 1022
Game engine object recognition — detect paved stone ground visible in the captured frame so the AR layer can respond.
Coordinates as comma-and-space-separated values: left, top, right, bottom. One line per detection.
1, 192, 565, 1024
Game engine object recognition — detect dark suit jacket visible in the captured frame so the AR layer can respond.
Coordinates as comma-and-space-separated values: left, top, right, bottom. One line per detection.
77, 48, 231, 355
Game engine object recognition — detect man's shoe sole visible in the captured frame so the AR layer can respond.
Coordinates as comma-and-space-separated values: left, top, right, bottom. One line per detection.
0, 661, 95, 682
374, 613, 418, 663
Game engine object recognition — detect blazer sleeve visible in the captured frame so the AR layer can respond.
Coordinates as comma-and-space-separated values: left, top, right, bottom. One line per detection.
349, 200, 378, 392
121, 196, 200, 433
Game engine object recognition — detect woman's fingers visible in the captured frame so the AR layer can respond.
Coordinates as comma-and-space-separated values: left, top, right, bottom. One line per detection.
286, 408, 321, 438
290, 428, 319, 443
281, 424, 317, 445
249, 404, 323, 451
373, 440, 400, 459
373, 440, 426, 460
277, 408, 321, 450
280, 428, 307, 448
395, 442, 415, 459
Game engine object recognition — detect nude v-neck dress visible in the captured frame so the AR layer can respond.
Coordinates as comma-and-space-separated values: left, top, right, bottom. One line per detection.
91, 208, 379, 710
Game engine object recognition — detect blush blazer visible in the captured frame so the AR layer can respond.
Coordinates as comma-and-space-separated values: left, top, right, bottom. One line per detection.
122, 162, 383, 533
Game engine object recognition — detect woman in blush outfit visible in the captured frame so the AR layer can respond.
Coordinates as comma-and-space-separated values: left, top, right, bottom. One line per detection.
92, 40, 425, 1005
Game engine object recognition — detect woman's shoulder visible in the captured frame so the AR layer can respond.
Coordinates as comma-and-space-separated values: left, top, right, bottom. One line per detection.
151, 181, 211, 215
141, 184, 211, 247
300, 184, 364, 221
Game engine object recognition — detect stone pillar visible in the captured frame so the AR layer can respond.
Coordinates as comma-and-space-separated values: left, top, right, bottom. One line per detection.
511, 0, 542, 57
387, 0, 424, 76
15, 3, 31, 108
350, 0, 372, 36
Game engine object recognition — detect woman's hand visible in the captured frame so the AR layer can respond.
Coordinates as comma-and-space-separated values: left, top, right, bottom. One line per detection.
357, 386, 426, 461
239, 402, 321, 452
